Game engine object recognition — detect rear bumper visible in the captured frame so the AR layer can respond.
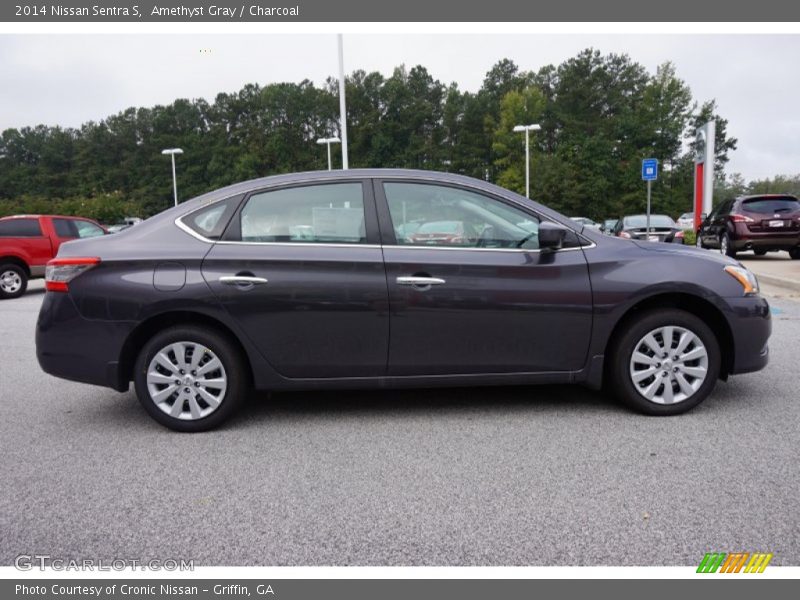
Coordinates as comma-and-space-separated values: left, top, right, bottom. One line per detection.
732, 223, 800, 250
725, 295, 771, 374
35, 292, 133, 392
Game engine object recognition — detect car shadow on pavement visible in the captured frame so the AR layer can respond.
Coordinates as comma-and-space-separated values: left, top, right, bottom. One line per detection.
228, 384, 627, 428
85, 375, 759, 433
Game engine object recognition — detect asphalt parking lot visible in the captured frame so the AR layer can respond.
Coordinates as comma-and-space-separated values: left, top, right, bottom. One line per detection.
1, 274, 799, 566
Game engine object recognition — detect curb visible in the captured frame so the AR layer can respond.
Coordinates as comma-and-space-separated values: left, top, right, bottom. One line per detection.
754, 272, 800, 293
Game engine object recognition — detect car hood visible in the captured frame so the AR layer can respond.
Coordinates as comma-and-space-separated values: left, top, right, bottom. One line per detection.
632, 240, 738, 266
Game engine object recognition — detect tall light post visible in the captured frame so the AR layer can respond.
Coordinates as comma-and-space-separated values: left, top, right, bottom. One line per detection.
161, 148, 184, 206
316, 137, 341, 171
337, 34, 349, 170
512, 124, 541, 198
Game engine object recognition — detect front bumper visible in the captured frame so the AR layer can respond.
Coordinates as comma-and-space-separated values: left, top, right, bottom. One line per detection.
725, 295, 771, 374
36, 292, 134, 392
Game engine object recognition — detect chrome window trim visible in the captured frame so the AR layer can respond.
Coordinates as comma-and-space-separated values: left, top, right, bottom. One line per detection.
174, 174, 594, 252
176, 209, 595, 252
176, 229, 594, 254
380, 242, 595, 254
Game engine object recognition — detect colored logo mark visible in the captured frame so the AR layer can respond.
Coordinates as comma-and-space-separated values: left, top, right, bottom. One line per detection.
697, 552, 773, 573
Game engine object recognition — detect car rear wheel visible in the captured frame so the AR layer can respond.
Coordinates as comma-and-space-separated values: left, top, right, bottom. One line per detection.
133, 325, 247, 432
754, 249, 767, 256
720, 233, 736, 258
610, 309, 721, 415
0, 264, 27, 300
790, 247, 800, 260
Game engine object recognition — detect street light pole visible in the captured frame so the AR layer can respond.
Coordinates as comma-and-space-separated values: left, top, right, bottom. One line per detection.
512, 124, 541, 198
161, 148, 184, 206
316, 137, 341, 171
337, 34, 349, 170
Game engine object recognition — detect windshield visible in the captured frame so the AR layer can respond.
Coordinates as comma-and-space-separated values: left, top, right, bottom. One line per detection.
742, 197, 800, 214
624, 215, 676, 228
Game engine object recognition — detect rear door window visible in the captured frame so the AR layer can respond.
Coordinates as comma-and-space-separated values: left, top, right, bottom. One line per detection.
238, 183, 366, 244
53, 218, 77, 238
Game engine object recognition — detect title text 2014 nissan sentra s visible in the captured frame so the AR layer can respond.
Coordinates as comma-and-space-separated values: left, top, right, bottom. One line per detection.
35, 170, 771, 431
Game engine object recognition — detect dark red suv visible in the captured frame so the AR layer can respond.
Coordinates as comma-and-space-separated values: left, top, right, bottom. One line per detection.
696, 194, 800, 259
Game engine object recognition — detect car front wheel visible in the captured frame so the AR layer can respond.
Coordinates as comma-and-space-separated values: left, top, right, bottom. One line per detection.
133, 325, 247, 432
610, 309, 721, 415
0, 263, 27, 299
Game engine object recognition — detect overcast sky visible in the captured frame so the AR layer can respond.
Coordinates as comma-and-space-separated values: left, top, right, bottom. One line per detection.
1, 34, 797, 180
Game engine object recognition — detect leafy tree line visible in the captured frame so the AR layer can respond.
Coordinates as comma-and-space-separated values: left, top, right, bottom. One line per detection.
718, 173, 800, 200
0, 49, 745, 223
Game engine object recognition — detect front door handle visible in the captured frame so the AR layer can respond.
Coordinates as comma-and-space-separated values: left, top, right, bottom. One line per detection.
219, 275, 269, 286
396, 276, 446, 287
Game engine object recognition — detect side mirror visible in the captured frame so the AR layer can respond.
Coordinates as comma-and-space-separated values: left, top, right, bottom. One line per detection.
539, 222, 570, 251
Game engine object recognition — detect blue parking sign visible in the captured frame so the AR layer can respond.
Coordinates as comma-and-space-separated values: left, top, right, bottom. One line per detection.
642, 158, 658, 181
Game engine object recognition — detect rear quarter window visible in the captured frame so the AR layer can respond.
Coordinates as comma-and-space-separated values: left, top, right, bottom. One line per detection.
181, 196, 241, 240
0, 218, 42, 237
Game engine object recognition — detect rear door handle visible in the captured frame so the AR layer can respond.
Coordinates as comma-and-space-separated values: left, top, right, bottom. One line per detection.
219, 276, 269, 286
396, 276, 446, 286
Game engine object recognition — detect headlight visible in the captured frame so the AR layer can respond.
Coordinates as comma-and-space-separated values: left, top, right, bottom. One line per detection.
724, 265, 759, 295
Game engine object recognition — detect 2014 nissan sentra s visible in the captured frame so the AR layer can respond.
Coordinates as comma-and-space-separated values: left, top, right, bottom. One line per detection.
35, 170, 771, 431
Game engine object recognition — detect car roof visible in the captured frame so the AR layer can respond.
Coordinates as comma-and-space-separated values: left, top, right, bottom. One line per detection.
187, 169, 517, 201
0, 214, 94, 220
175, 168, 582, 232
624, 214, 673, 219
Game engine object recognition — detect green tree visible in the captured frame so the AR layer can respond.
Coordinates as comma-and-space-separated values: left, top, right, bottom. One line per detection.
491, 87, 546, 194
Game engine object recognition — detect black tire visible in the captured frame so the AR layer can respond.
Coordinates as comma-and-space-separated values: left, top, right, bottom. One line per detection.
609, 309, 721, 416
754, 249, 767, 256
0, 263, 28, 299
790, 247, 800, 260
133, 325, 248, 432
720, 233, 737, 258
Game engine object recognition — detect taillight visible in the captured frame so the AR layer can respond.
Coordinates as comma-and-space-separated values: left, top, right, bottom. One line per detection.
674, 230, 685, 238
618, 231, 632, 239
45, 257, 100, 292
731, 213, 754, 223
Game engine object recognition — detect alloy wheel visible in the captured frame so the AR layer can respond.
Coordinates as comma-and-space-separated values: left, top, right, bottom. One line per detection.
628, 326, 709, 404
146, 341, 228, 420
720, 236, 728, 255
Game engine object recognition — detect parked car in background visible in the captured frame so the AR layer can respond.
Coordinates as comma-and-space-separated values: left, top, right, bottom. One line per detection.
107, 217, 143, 234
0, 215, 106, 299
570, 216, 601, 229
613, 214, 684, 244
600, 219, 618, 234
696, 194, 800, 259
36, 169, 770, 431
677, 212, 695, 229
409, 220, 475, 246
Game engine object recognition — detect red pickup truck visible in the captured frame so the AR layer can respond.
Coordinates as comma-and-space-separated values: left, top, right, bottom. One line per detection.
0, 215, 106, 299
